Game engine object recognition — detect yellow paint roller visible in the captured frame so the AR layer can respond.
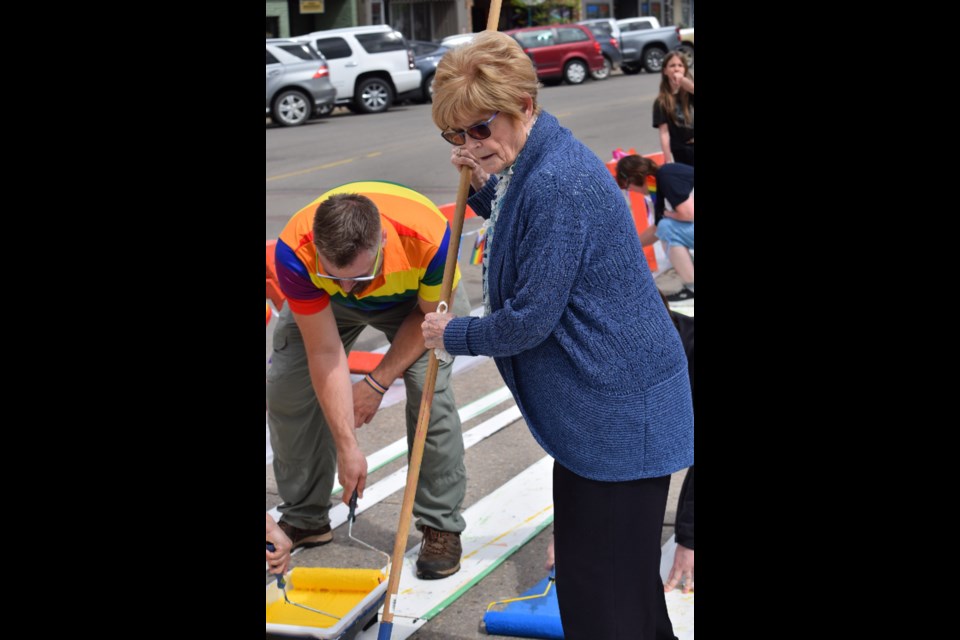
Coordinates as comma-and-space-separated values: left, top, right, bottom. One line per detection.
287, 567, 386, 592
266, 544, 344, 621
266, 565, 387, 627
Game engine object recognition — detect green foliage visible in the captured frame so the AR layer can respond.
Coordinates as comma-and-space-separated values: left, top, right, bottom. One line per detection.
509, 0, 580, 27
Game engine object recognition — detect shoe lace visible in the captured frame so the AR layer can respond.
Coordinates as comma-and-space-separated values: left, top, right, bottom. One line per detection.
421, 528, 451, 555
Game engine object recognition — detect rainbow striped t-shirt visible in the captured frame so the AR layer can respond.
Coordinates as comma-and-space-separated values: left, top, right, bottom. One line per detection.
274, 181, 461, 315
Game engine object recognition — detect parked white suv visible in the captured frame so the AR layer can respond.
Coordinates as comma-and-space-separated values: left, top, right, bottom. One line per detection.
294, 25, 421, 114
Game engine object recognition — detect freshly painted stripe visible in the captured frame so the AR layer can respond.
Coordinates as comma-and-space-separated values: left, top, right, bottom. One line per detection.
267, 406, 523, 532
351, 455, 556, 640
266, 384, 512, 469
329, 386, 515, 494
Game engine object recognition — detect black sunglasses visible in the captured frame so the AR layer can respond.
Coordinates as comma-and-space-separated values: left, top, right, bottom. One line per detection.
441, 112, 499, 145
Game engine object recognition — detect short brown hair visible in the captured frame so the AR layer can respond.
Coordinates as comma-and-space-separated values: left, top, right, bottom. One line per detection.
615, 155, 659, 189
312, 193, 381, 267
431, 31, 541, 134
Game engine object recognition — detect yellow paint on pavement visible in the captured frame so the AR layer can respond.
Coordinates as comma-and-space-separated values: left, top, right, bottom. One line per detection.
267, 157, 356, 182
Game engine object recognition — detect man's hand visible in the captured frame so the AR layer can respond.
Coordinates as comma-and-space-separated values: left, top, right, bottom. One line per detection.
265, 514, 293, 575
663, 544, 694, 593
336, 443, 368, 504
352, 378, 386, 427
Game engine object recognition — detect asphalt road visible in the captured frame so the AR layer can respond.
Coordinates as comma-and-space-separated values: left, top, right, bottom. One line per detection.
266, 69, 663, 240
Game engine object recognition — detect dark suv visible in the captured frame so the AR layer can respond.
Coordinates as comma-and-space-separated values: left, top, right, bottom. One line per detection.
577, 20, 623, 80
408, 40, 450, 102
504, 25, 605, 85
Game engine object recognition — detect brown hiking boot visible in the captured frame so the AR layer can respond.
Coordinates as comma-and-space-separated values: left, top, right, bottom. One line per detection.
416, 525, 462, 579
278, 520, 333, 550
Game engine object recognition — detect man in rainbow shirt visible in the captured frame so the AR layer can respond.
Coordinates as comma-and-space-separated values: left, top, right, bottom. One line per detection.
267, 181, 470, 579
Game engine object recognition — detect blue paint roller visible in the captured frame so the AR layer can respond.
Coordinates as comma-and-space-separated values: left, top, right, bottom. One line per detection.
482, 570, 565, 639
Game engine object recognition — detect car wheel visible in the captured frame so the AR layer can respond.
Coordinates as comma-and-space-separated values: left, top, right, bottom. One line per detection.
621, 63, 642, 75
354, 77, 393, 114
677, 44, 694, 67
271, 89, 311, 126
590, 56, 612, 81
422, 73, 435, 102
563, 59, 588, 85
642, 47, 667, 73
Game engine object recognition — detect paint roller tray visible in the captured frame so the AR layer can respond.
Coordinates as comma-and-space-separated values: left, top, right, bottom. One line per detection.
266, 567, 388, 639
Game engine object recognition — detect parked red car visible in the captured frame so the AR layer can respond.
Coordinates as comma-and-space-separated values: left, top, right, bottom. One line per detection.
504, 24, 605, 85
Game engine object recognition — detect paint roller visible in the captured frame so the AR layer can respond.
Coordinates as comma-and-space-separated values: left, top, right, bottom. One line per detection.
266, 490, 388, 620
348, 488, 391, 568
481, 570, 565, 639
266, 545, 344, 620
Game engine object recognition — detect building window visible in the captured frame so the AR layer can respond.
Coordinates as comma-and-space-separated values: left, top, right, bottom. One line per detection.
266, 16, 280, 38
640, 2, 663, 23
393, 1, 437, 42
586, 3, 611, 19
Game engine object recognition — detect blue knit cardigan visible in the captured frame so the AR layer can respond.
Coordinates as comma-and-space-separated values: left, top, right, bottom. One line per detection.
443, 111, 694, 481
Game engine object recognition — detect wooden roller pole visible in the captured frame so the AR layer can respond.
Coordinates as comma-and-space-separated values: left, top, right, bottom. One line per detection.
378, 8, 501, 635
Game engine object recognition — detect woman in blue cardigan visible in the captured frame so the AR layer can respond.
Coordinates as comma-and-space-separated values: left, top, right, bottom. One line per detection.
423, 31, 694, 640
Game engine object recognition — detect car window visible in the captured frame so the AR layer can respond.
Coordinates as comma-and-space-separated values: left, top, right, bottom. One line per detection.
441, 34, 475, 47
411, 42, 440, 57
277, 43, 319, 61
514, 29, 554, 49
314, 37, 353, 60
266, 49, 280, 65
557, 27, 589, 44
622, 21, 652, 32
355, 31, 407, 53
587, 24, 612, 38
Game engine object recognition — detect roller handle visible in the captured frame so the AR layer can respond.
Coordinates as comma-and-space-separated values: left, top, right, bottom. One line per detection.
266, 542, 286, 588
348, 488, 359, 523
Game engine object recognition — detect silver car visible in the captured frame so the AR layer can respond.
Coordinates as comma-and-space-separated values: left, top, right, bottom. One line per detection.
266, 39, 336, 127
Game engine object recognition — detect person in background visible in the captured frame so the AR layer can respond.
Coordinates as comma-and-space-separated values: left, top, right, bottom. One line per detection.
617, 154, 694, 302
653, 52, 694, 166
659, 291, 694, 594
423, 31, 693, 639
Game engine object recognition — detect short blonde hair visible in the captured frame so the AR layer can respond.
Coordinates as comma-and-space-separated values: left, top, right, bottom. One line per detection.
432, 31, 541, 133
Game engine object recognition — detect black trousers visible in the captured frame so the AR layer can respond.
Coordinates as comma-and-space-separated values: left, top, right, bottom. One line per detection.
553, 462, 677, 640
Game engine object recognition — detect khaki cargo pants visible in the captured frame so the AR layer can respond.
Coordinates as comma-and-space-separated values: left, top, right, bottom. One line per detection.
266, 286, 470, 534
